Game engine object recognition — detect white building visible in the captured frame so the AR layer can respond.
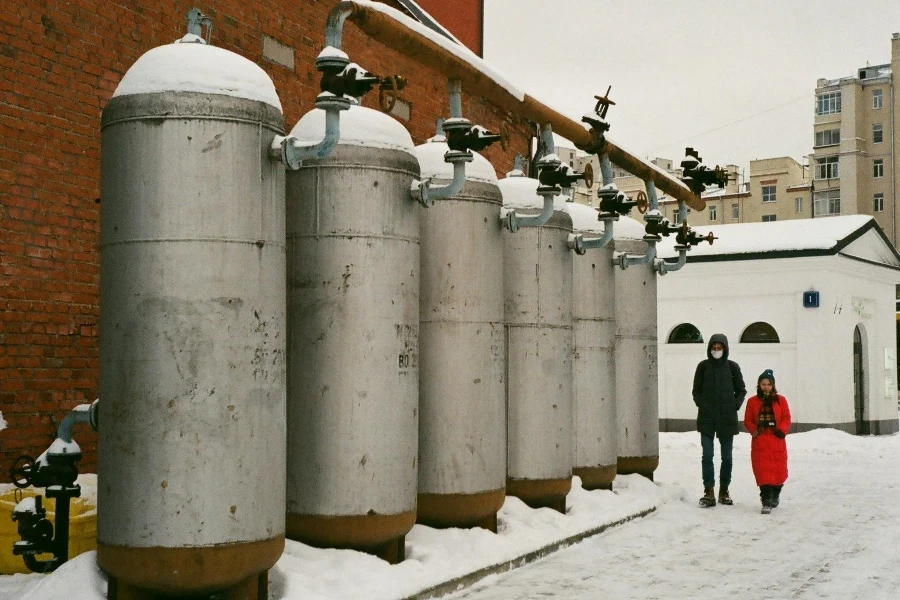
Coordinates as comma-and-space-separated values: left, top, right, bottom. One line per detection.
657, 215, 900, 435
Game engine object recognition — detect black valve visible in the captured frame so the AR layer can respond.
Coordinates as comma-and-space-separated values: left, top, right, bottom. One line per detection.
675, 221, 718, 246
12, 496, 53, 548
446, 124, 501, 153
320, 63, 380, 98
680, 147, 731, 195
597, 186, 637, 215
644, 216, 680, 238
538, 162, 586, 189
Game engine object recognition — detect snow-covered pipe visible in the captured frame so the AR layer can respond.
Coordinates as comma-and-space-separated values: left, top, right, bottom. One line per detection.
501, 124, 557, 232
57, 400, 99, 444
411, 81, 471, 206
319, 1, 706, 211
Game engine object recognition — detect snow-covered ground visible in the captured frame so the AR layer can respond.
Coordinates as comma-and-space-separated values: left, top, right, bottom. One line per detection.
5, 427, 899, 600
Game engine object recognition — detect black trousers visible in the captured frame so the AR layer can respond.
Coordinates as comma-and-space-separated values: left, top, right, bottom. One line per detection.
759, 484, 783, 506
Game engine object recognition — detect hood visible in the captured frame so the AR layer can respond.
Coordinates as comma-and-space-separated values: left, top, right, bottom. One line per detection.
707, 333, 729, 360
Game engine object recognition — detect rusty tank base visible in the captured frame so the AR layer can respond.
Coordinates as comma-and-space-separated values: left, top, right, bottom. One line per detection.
617, 455, 659, 481
506, 477, 571, 514
99, 536, 282, 600
286, 510, 415, 565
416, 488, 505, 533
108, 572, 267, 600
573, 464, 617, 491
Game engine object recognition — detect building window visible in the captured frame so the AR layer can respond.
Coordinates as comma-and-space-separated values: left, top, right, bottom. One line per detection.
816, 91, 841, 115
814, 129, 840, 147
762, 185, 777, 203
674, 208, 690, 224
874, 159, 884, 178
795, 197, 803, 213
740, 322, 780, 343
709, 205, 717, 221
731, 203, 739, 219
814, 189, 841, 215
762, 214, 777, 222
873, 124, 883, 144
873, 89, 883, 109
875, 193, 884, 212
814, 155, 839, 179
668, 323, 704, 344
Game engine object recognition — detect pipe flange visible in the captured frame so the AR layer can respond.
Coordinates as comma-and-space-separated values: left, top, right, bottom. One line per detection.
315, 49, 350, 72
536, 185, 560, 196
444, 150, 474, 164
568, 234, 586, 255
315, 93, 353, 112
674, 244, 691, 251
502, 211, 520, 233
642, 234, 662, 243
442, 117, 472, 132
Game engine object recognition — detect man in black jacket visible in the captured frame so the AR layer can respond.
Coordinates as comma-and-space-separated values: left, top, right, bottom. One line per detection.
692, 333, 746, 507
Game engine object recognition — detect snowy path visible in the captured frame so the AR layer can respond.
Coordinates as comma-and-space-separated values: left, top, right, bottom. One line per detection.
448, 430, 900, 600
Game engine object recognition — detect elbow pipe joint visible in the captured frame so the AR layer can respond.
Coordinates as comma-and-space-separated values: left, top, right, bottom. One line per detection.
271, 93, 351, 169
656, 246, 690, 275
411, 152, 472, 207
502, 193, 556, 231
614, 238, 658, 270
577, 215, 617, 251
57, 400, 98, 444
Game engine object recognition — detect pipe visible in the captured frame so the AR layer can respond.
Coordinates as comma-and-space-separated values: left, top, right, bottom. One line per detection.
615, 241, 656, 270
324, 0, 704, 211
599, 154, 615, 186
502, 124, 559, 231
57, 400, 99, 444
568, 215, 616, 255
411, 80, 471, 207
656, 246, 688, 275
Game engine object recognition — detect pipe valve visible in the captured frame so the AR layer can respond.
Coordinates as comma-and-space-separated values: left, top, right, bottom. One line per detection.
675, 220, 717, 246
538, 161, 590, 190
597, 184, 636, 215
680, 147, 730, 195
581, 86, 615, 149
445, 120, 501, 153
320, 62, 381, 99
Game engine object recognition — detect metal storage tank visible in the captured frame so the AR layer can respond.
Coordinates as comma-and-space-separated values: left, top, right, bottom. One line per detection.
98, 33, 285, 598
499, 174, 574, 512
613, 216, 660, 479
415, 136, 506, 531
285, 104, 420, 563
567, 203, 618, 491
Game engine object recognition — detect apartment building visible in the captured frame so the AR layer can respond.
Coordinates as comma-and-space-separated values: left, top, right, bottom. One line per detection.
812, 32, 900, 244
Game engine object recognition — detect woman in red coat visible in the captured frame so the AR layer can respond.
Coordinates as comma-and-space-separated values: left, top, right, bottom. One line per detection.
743, 369, 791, 513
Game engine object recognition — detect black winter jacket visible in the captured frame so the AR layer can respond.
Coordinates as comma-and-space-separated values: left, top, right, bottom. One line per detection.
692, 333, 747, 437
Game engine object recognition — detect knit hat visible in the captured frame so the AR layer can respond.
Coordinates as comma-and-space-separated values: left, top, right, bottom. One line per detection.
758, 369, 775, 384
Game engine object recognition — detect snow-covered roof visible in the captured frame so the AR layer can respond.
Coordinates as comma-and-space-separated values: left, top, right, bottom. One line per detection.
415, 138, 497, 184
657, 215, 900, 268
290, 104, 415, 152
112, 35, 282, 111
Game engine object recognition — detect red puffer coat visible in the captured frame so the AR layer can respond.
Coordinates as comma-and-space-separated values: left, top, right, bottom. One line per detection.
743, 394, 791, 485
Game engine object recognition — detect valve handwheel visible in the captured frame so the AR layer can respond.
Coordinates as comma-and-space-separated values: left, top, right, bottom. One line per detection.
10, 455, 36, 489
582, 163, 594, 188
635, 190, 649, 214
378, 75, 399, 113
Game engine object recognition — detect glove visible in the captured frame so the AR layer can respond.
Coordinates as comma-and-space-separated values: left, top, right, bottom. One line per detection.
773, 429, 786, 439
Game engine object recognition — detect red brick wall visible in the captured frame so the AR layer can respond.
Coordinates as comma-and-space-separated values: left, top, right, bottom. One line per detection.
0, 1, 529, 475
415, 0, 483, 56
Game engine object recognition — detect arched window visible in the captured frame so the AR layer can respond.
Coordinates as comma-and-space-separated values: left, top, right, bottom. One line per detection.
668, 323, 704, 343
740, 322, 780, 343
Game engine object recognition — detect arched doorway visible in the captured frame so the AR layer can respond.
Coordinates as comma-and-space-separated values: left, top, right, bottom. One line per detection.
853, 325, 868, 435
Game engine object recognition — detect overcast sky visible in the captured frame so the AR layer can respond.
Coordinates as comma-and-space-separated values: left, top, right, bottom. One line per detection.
483, 0, 900, 177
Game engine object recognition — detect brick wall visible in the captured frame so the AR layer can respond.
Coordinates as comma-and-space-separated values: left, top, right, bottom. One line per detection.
0, 1, 530, 474
416, 0, 483, 56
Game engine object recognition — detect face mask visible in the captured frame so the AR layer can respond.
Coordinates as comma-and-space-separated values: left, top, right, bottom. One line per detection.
711, 350, 724, 359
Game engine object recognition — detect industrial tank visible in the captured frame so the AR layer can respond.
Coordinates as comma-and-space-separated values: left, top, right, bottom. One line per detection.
415, 136, 505, 531
98, 34, 285, 598
285, 104, 420, 562
566, 203, 617, 491
498, 174, 574, 512
613, 216, 660, 479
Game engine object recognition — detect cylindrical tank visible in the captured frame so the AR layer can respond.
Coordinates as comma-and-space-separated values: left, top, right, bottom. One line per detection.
98, 35, 285, 597
415, 137, 506, 531
567, 204, 617, 491
499, 175, 574, 512
285, 104, 420, 562
613, 217, 659, 479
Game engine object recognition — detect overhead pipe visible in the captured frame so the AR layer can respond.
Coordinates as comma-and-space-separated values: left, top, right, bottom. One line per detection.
322, 0, 705, 211
410, 80, 472, 207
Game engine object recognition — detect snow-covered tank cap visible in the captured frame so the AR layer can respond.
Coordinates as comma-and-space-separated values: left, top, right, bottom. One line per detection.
497, 174, 553, 210
414, 138, 498, 184
111, 36, 282, 112
290, 104, 415, 153
564, 201, 605, 234
613, 214, 647, 240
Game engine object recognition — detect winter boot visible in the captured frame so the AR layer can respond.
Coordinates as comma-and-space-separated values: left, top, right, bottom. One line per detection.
699, 487, 716, 507
718, 486, 733, 506
770, 486, 781, 508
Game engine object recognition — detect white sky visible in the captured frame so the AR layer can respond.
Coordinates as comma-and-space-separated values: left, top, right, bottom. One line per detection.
483, 0, 900, 176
